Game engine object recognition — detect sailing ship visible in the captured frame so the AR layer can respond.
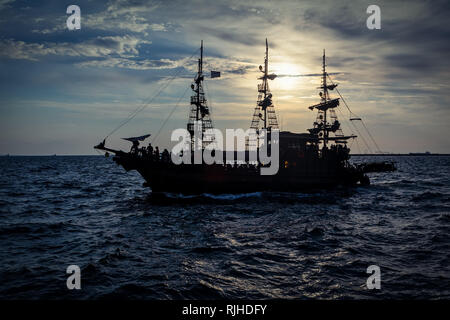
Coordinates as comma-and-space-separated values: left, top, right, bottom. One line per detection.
95, 40, 392, 194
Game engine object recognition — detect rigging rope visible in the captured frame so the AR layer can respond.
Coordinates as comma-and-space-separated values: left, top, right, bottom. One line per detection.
202, 78, 221, 150
327, 74, 382, 154
103, 48, 200, 140
355, 134, 361, 154
359, 120, 382, 154
204, 79, 213, 117
151, 84, 191, 145
336, 106, 372, 153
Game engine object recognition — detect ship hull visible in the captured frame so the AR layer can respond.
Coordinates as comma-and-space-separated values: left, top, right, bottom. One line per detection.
113, 155, 366, 194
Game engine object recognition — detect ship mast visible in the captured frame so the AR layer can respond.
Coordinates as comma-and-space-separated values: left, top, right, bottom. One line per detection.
196, 41, 203, 122
308, 50, 354, 150
250, 39, 279, 131
263, 38, 269, 129
322, 49, 328, 146
187, 40, 214, 151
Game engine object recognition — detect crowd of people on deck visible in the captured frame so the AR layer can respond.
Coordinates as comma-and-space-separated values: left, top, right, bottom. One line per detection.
322, 143, 350, 161
129, 141, 170, 163
128, 140, 276, 170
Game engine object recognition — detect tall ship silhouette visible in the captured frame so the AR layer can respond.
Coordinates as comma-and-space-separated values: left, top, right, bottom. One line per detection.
95, 40, 394, 194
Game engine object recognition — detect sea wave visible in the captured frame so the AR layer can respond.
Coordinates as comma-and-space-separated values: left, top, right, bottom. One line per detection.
0, 155, 449, 299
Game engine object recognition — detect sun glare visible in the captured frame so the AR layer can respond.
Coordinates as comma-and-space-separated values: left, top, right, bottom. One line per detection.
271, 62, 302, 90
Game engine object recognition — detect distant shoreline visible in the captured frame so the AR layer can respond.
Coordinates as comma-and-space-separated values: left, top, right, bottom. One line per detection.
2, 154, 450, 157
351, 154, 450, 156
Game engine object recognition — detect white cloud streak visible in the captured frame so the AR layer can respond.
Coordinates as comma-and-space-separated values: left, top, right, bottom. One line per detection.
0, 36, 151, 61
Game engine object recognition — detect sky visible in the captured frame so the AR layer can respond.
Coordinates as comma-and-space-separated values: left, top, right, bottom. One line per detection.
0, 0, 449, 155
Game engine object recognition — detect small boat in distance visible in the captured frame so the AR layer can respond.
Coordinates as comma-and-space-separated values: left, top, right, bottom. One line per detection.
409, 152, 431, 156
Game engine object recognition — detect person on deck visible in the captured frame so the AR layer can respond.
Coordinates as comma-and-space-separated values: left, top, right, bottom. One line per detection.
130, 140, 139, 155
154, 146, 160, 161
162, 149, 170, 163
147, 143, 153, 160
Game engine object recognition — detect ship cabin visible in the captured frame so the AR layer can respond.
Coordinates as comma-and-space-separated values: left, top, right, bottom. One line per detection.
279, 131, 320, 167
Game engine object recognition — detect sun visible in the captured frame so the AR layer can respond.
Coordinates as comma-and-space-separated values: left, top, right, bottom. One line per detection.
271, 62, 302, 90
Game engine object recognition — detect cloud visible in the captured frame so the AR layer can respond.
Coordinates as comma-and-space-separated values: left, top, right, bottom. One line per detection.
75, 55, 256, 81
0, 0, 14, 10
81, 0, 168, 34
0, 36, 150, 61
23, 0, 168, 35
1, 0, 450, 154
83, 12, 168, 34
198, 26, 260, 47
77, 57, 182, 70
383, 53, 435, 72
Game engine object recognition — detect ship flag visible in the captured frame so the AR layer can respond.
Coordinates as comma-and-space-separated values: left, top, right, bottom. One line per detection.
211, 71, 221, 78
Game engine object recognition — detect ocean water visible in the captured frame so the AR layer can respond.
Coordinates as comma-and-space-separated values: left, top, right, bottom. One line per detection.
0, 155, 449, 299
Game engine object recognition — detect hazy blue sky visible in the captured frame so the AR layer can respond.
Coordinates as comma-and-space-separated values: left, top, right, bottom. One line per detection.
0, 0, 449, 154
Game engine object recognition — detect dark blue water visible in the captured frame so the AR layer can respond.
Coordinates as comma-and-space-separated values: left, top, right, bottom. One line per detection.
0, 155, 449, 299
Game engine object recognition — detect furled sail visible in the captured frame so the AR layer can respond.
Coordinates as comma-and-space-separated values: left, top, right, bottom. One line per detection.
258, 93, 273, 110
317, 84, 338, 90
308, 98, 340, 111
121, 134, 151, 142
258, 73, 277, 80
326, 84, 338, 90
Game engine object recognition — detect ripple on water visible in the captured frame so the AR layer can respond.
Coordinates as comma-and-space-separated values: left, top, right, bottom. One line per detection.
0, 155, 449, 299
